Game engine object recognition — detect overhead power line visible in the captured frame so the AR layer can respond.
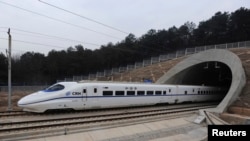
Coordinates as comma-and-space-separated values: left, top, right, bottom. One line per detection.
13, 32, 100, 46
0, 27, 100, 46
0, 38, 68, 49
0, 47, 27, 53
0, 1, 121, 40
38, 0, 129, 35
0, 27, 101, 47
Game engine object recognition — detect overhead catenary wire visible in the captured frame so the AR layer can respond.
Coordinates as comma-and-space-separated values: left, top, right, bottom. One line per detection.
0, 28, 100, 46
12, 32, 100, 46
0, 30, 140, 55
1, 27, 100, 54
0, 27, 164, 55
0, 38, 68, 49
0, 1, 122, 40
0, 37, 142, 55
0, 0, 140, 55
1, 27, 141, 55
38, 0, 129, 35
0, 47, 26, 53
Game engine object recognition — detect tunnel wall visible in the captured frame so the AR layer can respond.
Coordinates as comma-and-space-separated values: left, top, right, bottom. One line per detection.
156, 49, 246, 113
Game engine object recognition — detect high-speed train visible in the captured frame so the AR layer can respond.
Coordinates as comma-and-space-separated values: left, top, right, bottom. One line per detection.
17, 81, 226, 113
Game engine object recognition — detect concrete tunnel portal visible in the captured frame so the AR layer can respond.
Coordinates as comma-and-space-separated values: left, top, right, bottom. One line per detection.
163, 61, 232, 88
156, 49, 246, 113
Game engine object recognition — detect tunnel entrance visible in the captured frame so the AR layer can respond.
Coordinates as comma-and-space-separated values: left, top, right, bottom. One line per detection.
161, 61, 232, 97
156, 49, 246, 113
167, 61, 232, 88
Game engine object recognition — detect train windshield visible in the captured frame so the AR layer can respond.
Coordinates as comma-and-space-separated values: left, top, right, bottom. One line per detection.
43, 84, 65, 92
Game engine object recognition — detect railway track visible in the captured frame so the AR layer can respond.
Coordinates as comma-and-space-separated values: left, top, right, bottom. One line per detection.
0, 102, 216, 141
0, 111, 27, 117
0, 102, 218, 118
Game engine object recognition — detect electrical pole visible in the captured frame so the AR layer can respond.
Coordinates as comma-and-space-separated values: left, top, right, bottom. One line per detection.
7, 28, 12, 111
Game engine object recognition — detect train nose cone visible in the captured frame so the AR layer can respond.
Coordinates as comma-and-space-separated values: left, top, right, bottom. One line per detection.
17, 97, 27, 107
18, 92, 40, 107
18, 95, 33, 107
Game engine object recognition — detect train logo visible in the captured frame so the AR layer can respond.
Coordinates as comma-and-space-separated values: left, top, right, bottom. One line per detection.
65, 91, 71, 96
72, 92, 81, 95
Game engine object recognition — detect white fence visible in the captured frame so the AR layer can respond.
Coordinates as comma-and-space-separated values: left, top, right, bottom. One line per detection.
60, 41, 250, 82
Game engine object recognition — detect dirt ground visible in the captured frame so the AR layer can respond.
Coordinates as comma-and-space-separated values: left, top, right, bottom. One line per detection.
0, 91, 34, 111
230, 48, 250, 109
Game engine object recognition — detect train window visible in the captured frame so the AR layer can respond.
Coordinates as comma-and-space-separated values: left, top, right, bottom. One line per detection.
94, 88, 97, 93
137, 91, 145, 95
127, 91, 135, 96
44, 84, 64, 92
83, 89, 86, 93
193, 89, 195, 92
184, 91, 187, 95
155, 91, 162, 95
163, 91, 166, 95
169, 89, 171, 93
103, 91, 113, 96
198, 91, 200, 94
146, 91, 154, 95
115, 91, 125, 96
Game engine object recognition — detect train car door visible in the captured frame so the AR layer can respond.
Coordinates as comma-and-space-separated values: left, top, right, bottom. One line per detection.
82, 88, 87, 101
167, 86, 175, 103
167, 87, 172, 98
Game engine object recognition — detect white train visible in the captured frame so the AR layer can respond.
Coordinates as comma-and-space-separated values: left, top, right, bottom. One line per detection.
17, 81, 226, 113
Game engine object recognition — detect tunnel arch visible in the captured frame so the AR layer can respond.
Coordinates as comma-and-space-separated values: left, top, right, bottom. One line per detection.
160, 61, 232, 88
156, 49, 246, 113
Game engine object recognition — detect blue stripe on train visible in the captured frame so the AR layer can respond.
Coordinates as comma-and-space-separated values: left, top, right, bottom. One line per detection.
18, 93, 215, 105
